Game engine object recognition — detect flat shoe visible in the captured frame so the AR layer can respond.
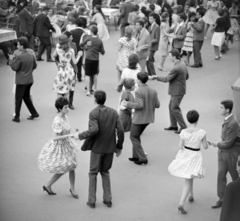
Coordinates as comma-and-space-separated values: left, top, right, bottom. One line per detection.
128, 157, 139, 162
12, 117, 20, 123
86, 202, 95, 208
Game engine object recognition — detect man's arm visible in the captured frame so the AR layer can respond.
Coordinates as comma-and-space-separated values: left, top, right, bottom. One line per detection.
151, 26, 160, 45
192, 20, 204, 32
156, 68, 178, 82
44, 16, 56, 32
9, 56, 21, 72
126, 89, 144, 110
116, 115, 124, 150
100, 42, 105, 55
176, 26, 187, 40
118, 4, 125, 19
138, 33, 151, 50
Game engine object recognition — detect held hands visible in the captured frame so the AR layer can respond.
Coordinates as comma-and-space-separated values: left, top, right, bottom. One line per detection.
70, 133, 79, 140
77, 51, 83, 57
208, 141, 218, 147
116, 149, 122, 157
149, 75, 157, 80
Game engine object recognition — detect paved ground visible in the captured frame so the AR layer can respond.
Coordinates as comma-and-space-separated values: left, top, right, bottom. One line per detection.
0, 29, 239, 221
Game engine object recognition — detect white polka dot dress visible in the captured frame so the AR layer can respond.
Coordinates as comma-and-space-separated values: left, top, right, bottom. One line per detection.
168, 129, 206, 179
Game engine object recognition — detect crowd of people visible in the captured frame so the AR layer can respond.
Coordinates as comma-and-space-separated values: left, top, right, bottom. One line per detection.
1, 0, 240, 220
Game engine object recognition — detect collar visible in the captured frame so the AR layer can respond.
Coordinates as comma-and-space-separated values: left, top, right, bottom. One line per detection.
179, 21, 184, 27
224, 113, 233, 121
151, 22, 156, 30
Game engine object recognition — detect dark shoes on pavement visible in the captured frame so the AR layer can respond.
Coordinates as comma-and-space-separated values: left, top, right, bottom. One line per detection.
47, 59, 55, 62
86, 202, 95, 209
164, 126, 178, 131
12, 117, 20, 123
134, 160, 148, 165
211, 201, 223, 209
27, 113, 39, 120
37, 58, 44, 61
129, 157, 139, 162
103, 200, 112, 208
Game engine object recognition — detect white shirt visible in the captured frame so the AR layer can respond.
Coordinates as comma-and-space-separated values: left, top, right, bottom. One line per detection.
225, 114, 233, 121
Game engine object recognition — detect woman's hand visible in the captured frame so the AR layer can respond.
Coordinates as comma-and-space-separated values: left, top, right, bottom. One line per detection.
77, 51, 83, 57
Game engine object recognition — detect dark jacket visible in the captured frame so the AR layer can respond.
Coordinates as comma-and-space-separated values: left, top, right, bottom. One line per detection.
18, 8, 33, 35
33, 13, 55, 37
70, 28, 85, 52
119, 1, 135, 25
148, 22, 160, 51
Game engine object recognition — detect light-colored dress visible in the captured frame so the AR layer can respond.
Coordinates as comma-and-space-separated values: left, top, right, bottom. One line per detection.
38, 115, 78, 174
203, 0, 219, 25
48, 15, 61, 46
116, 37, 137, 71
159, 22, 170, 56
92, 12, 109, 41
227, 7, 239, 36
168, 129, 206, 179
182, 22, 194, 52
53, 44, 76, 94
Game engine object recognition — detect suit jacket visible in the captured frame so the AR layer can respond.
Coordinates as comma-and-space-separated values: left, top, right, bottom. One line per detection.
78, 105, 124, 154
192, 18, 205, 41
18, 8, 33, 35
157, 60, 189, 96
217, 115, 240, 152
126, 84, 160, 124
33, 13, 55, 37
9, 49, 37, 85
148, 22, 160, 51
158, 1, 173, 14
119, 1, 135, 25
136, 28, 151, 60
173, 24, 187, 49
70, 28, 85, 52
220, 178, 240, 221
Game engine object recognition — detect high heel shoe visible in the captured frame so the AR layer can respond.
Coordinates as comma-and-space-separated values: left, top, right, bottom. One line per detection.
188, 196, 194, 202
70, 189, 79, 199
178, 206, 187, 214
43, 186, 56, 195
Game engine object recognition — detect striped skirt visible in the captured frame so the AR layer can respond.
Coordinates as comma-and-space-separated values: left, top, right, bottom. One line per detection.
182, 31, 194, 52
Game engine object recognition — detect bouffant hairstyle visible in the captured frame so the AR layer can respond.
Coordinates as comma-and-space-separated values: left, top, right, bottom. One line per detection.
123, 78, 135, 90
161, 12, 169, 22
59, 35, 69, 52
221, 100, 233, 113
94, 90, 106, 105
55, 97, 69, 112
137, 72, 148, 84
128, 53, 139, 69
187, 110, 199, 124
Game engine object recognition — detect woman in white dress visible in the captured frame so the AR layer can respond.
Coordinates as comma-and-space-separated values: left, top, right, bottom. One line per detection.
48, 8, 61, 47
168, 110, 209, 214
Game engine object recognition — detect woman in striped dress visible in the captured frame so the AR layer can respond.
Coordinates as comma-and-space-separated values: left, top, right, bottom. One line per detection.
182, 12, 196, 66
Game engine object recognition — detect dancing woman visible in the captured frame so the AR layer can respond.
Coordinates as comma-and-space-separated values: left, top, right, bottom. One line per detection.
168, 110, 208, 214
38, 97, 79, 199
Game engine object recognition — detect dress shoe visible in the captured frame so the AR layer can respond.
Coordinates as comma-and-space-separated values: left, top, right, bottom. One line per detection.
178, 205, 187, 214
211, 201, 223, 209
27, 113, 39, 120
70, 189, 79, 199
86, 202, 95, 209
190, 64, 200, 68
134, 160, 148, 165
47, 59, 55, 62
43, 186, 56, 195
103, 200, 112, 208
164, 126, 178, 131
37, 58, 44, 61
69, 104, 75, 110
12, 117, 20, 123
128, 157, 139, 162
199, 63, 203, 67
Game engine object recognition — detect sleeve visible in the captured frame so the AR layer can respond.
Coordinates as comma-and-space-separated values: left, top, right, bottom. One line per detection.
9, 56, 21, 72
157, 68, 178, 82
200, 129, 207, 140
126, 89, 144, 110
44, 17, 56, 32
219, 184, 233, 221
52, 117, 62, 133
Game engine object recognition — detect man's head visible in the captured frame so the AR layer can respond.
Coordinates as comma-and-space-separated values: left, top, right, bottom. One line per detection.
136, 19, 144, 32
149, 4, 155, 12
196, 8, 205, 19
42, 6, 49, 14
219, 100, 233, 116
169, 49, 181, 62
90, 25, 98, 35
75, 18, 83, 27
94, 90, 106, 105
149, 12, 157, 24
75, 0, 80, 7
219, 0, 226, 8
17, 37, 28, 50
177, 13, 186, 23
137, 72, 148, 84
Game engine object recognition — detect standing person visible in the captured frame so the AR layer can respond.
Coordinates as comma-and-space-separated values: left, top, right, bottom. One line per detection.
38, 97, 79, 199
72, 90, 124, 208
128, 4, 140, 36
33, 6, 56, 62
168, 110, 208, 214
71, 18, 85, 82
9, 37, 39, 123
146, 12, 160, 76
53, 35, 83, 99
220, 155, 240, 221
80, 25, 105, 96
122, 72, 160, 165
48, 8, 61, 48
135, 19, 151, 72
118, 0, 135, 37
116, 26, 137, 82
191, 8, 205, 67
152, 49, 189, 134
208, 100, 240, 209
211, 8, 226, 60
202, 0, 219, 39
91, 5, 109, 41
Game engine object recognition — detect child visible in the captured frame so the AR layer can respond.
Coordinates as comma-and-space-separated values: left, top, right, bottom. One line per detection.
119, 78, 135, 132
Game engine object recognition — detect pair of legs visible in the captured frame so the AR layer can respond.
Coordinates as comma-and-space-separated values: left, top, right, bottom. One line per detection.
37, 37, 52, 60
193, 41, 203, 66
85, 74, 98, 96
45, 170, 77, 195
159, 55, 167, 70
213, 45, 221, 59
185, 52, 192, 66
179, 178, 194, 208
146, 51, 156, 76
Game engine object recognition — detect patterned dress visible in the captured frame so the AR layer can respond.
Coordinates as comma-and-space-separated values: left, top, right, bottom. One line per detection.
182, 22, 194, 52
116, 37, 137, 72
53, 44, 76, 94
168, 129, 206, 179
38, 115, 78, 174
203, 0, 219, 25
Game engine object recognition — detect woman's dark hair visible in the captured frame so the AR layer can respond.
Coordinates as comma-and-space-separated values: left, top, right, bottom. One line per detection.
187, 110, 199, 124
188, 12, 196, 20
55, 97, 69, 112
128, 53, 139, 69
189, 0, 196, 7
17, 37, 28, 49
161, 12, 169, 22
79, 17, 87, 28
221, 100, 233, 113
64, 31, 72, 38
133, 4, 139, 12
95, 4, 106, 20
94, 90, 106, 105
137, 72, 148, 84
169, 48, 181, 60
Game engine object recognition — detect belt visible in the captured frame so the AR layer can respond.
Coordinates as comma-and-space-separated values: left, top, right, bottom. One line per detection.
184, 146, 200, 151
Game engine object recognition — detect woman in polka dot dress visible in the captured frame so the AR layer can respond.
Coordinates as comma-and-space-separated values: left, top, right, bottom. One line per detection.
168, 110, 209, 214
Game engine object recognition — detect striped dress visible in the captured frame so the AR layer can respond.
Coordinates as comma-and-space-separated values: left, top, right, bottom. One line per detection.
182, 22, 194, 52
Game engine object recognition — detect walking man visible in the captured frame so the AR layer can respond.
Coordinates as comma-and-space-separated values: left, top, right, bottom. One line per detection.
73, 90, 124, 208
209, 100, 240, 209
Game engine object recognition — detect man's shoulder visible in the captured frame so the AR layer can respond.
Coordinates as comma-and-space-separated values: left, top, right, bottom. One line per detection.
227, 178, 240, 190
228, 116, 240, 127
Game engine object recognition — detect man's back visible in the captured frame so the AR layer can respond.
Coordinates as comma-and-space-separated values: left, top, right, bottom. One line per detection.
71, 28, 84, 51
33, 13, 53, 37
120, 1, 135, 24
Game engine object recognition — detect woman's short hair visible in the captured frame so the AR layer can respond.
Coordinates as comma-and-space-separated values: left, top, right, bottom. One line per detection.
125, 26, 133, 38
137, 72, 148, 84
221, 100, 233, 113
128, 53, 139, 69
161, 12, 169, 22
94, 90, 106, 105
68, 16, 76, 24
187, 110, 199, 124
59, 35, 69, 51
55, 97, 69, 111
123, 78, 135, 90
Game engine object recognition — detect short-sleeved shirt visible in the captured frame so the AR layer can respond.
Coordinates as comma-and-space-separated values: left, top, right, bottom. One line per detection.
215, 16, 226, 32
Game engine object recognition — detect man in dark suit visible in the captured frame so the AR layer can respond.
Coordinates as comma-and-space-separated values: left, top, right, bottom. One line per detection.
70, 18, 85, 82
9, 37, 39, 123
73, 90, 124, 208
220, 155, 240, 221
209, 100, 240, 209
146, 12, 160, 76
18, 4, 34, 49
33, 6, 55, 62
152, 49, 188, 134
123, 72, 160, 165
118, 0, 135, 37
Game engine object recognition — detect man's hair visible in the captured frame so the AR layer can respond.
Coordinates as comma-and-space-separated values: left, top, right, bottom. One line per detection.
196, 8, 205, 17
90, 25, 98, 35
17, 37, 28, 49
178, 13, 186, 21
75, 18, 83, 27
94, 90, 106, 105
123, 78, 135, 90
128, 53, 139, 69
55, 97, 69, 112
149, 12, 158, 20
42, 6, 49, 11
137, 72, 148, 84
187, 110, 199, 124
149, 4, 155, 11
221, 100, 233, 113
136, 19, 144, 27
169, 49, 181, 60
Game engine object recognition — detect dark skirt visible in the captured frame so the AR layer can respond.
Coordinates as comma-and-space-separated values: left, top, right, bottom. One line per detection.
85, 59, 99, 76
